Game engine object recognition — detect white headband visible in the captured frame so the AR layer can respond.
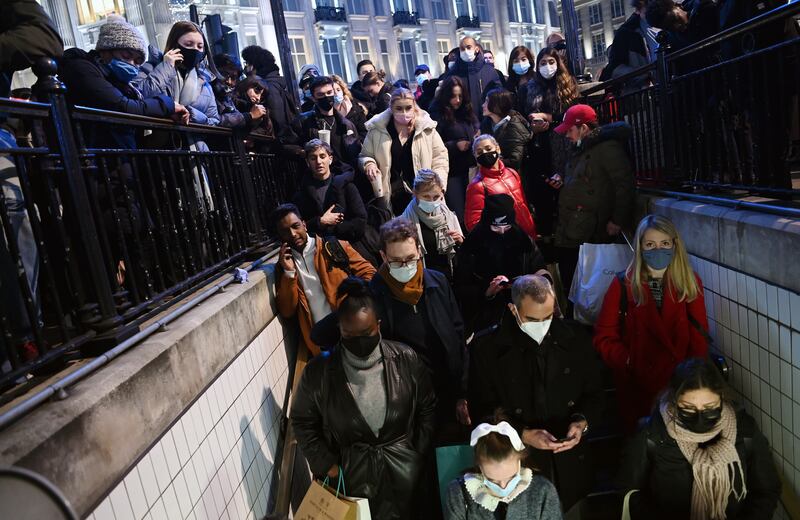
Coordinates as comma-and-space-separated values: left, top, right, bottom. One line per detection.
469, 421, 525, 451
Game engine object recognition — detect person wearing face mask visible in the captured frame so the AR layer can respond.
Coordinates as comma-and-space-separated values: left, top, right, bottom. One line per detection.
454, 194, 544, 335
134, 21, 220, 126
482, 50, 507, 89
273, 204, 375, 358
401, 170, 463, 279
369, 218, 469, 439
464, 135, 536, 239
414, 64, 439, 112
359, 88, 448, 215
297, 63, 322, 112
594, 215, 709, 434
289, 75, 362, 170
617, 358, 780, 520
469, 274, 604, 516
506, 46, 537, 97
431, 76, 480, 221
481, 88, 532, 174
330, 74, 369, 141
291, 276, 437, 520
552, 104, 634, 302
517, 47, 579, 242
445, 416, 563, 520
240, 45, 299, 143
439, 37, 501, 120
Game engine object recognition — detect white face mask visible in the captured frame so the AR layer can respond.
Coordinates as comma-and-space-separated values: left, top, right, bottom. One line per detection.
389, 262, 418, 283
460, 49, 476, 63
539, 63, 558, 79
514, 307, 553, 344
417, 199, 441, 213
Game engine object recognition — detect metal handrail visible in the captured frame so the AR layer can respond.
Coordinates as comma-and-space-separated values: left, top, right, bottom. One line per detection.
71, 105, 236, 135
638, 187, 800, 219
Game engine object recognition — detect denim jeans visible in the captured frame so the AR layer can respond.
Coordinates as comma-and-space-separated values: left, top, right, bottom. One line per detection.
0, 127, 40, 364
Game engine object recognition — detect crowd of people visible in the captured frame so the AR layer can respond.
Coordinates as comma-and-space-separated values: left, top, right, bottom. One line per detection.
0, 0, 789, 518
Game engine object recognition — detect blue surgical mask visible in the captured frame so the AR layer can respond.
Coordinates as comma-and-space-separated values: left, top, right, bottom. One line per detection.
512, 61, 530, 75
333, 93, 345, 105
642, 247, 674, 270
483, 470, 522, 498
416, 74, 427, 86
389, 262, 418, 283
417, 199, 441, 213
107, 58, 140, 84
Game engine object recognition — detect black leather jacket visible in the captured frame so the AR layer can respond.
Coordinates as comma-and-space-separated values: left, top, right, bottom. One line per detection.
291, 339, 437, 520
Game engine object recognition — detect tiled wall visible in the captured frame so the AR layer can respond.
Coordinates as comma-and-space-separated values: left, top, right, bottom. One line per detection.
86, 317, 290, 520
689, 254, 800, 516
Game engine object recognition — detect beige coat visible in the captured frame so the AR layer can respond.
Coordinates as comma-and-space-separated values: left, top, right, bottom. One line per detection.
358, 108, 449, 198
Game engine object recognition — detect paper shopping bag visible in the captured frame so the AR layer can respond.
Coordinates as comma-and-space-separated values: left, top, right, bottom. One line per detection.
435, 444, 474, 514
569, 242, 633, 326
295, 480, 351, 520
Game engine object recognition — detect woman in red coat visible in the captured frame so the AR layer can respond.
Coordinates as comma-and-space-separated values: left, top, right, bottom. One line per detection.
464, 134, 536, 239
594, 214, 709, 433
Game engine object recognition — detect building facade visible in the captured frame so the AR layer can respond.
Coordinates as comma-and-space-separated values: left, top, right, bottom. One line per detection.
566, 0, 637, 78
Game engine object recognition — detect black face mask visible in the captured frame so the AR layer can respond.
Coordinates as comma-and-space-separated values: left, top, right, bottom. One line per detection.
676, 406, 722, 434
476, 151, 499, 168
316, 95, 335, 112
178, 45, 204, 70
340, 333, 380, 358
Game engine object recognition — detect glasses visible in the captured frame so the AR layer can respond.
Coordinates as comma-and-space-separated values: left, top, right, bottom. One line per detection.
387, 257, 419, 269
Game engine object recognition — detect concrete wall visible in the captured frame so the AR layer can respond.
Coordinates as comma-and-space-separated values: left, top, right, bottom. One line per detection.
0, 262, 295, 520
647, 197, 800, 515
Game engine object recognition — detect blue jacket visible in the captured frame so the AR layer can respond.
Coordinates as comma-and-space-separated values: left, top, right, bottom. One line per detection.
133, 48, 220, 126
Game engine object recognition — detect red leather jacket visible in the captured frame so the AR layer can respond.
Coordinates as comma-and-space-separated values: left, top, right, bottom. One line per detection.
464, 160, 536, 239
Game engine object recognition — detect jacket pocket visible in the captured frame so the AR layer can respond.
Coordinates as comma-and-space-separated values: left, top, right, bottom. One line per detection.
561, 206, 597, 243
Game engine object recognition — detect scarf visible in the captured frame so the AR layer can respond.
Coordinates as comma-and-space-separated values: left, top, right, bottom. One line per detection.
660, 402, 746, 520
378, 261, 424, 306
463, 467, 534, 512
172, 67, 202, 107
401, 198, 461, 262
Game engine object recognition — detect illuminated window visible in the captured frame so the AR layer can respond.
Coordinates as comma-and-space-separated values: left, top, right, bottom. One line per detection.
76, 0, 124, 25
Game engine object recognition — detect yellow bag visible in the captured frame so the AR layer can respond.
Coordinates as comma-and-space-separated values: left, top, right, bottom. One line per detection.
295, 471, 372, 520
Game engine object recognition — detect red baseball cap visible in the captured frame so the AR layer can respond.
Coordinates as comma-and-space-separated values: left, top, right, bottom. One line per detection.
554, 104, 598, 135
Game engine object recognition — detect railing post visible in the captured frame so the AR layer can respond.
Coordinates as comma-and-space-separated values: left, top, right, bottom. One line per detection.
32, 57, 122, 332
232, 139, 264, 244
654, 34, 678, 184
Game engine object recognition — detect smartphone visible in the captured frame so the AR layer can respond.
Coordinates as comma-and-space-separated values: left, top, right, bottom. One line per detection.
556, 435, 575, 443
498, 280, 512, 287
532, 118, 545, 124
332, 204, 345, 214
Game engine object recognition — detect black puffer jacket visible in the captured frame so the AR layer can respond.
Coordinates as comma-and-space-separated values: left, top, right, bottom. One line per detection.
491, 111, 532, 173
291, 339, 437, 520
555, 122, 635, 248
617, 407, 781, 520
290, 108, 362, 168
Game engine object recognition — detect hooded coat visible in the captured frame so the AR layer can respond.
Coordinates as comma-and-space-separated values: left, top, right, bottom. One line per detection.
555, 122, 635, 248
490, 111, 533, 173
358, 109, 449, 201
440, 50, 502, 120
291, 339, 437, 520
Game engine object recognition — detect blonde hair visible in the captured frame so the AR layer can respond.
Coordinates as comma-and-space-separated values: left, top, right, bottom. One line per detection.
390, 87, 416, 106
330, 74, 353, 100
627, 214, 699, 306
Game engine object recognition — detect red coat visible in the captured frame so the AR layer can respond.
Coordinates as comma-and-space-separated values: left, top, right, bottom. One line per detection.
593, 273, 709, 433
464, 160, 536, 239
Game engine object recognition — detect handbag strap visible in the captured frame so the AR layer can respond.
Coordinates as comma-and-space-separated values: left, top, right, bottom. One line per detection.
322, 467, 347, 498
621, 489, 639, 520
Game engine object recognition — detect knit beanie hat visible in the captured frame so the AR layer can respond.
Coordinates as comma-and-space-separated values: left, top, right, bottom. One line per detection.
481, 193, 516, 227
96, 15, 147, 58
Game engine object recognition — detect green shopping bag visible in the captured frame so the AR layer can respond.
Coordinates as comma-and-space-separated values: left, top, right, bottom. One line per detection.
435, 445, 475, 513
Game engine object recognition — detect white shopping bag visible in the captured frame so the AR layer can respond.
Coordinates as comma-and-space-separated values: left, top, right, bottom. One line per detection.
569, 241, 634, 326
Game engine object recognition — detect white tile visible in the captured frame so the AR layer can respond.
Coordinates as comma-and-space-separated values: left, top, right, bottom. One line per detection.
781, 360, 793, 397
123, 468, 149, 520
759, 315, 769, 348
149, 442, 172, 494
791, 290, 800, 331
782, 395, 793, 431
728, 269, 739, 301
109, 481, 135, 520
93, 497, 116, 520
720, 297, 730, 328
746, 276, 758, 310
770, 354, 781, 389
736, 272, 748, 307
173, 419, 192, 468
779, 288, 792, 326
138, 452, 161, 509
795, 435, 800, 468
162, 431, 182, 480
718, 267, 729, 297
149, 498, 168, 520
210, 477, 226, 518
161, 484, 182, 520
187, 405, 205, 454
793, 331, 800, 368
780, 326, 792, 362
772, 387, 782, 420
172, 472, 192, 519
768, 284, 780, 320
757, 280, 768, 315
748, 310, 759, 345
769, 320, 780, 356
794, 368, 800, 409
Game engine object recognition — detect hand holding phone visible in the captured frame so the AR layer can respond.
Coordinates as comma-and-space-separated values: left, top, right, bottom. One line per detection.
278, 243, 295, 273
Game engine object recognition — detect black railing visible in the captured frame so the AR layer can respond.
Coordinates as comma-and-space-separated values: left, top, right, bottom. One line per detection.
392, 10, 420, 26
456, 15, 481, 29
0, 58, 302, 394
582, 1, 800, 199
314, 6, 347, 23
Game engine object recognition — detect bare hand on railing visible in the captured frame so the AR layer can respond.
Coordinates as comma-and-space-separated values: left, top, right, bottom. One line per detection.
606, 221, 622, 236
164, 48, 183, 68
249, 104, 267, 120
320, 205, 345, 226
364, 162, 380, 181
172, 102, 190, 125
278, 243, 295, 273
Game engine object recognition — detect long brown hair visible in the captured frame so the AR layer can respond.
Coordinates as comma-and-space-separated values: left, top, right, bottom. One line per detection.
164, 21, 202, 53
535, 46, 578, 109
626, 214, 700, 306
506, 45, 536, 91
434, 76, 477, 125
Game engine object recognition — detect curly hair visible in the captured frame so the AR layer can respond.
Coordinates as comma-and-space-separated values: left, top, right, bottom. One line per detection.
645, 0, 679, 29
434, 76, 477, 125
241, 45, 279, 75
